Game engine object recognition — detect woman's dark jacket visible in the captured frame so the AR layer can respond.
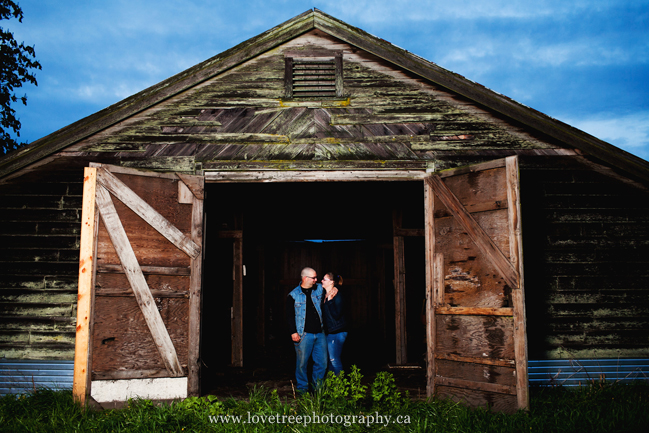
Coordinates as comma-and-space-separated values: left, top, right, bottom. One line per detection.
321, 291, 347, 334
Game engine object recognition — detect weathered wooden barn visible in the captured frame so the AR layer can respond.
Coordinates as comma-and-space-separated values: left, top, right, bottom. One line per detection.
1, 9, 649, 412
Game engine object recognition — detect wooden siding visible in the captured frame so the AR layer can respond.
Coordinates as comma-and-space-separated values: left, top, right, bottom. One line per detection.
5, 158, 649, 363
59, 30, 561, 167
521, 156, 649, 359
0, 165, 85, 359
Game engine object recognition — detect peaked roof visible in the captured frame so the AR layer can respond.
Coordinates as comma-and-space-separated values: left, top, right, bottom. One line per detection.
1, 8, 648, 182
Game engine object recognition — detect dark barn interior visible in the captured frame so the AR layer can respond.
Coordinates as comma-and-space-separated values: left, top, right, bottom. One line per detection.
200, 181, 426, 394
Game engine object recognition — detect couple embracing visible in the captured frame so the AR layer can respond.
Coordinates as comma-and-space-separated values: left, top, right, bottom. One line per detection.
286, 267, 348, 394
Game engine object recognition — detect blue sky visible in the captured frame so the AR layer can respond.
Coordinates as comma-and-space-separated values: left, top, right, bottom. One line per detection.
6, 0, 649, 160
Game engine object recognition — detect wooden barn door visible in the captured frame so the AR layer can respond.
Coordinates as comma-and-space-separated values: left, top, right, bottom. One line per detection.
424, 156, 528, 413
73, 164, 204, 405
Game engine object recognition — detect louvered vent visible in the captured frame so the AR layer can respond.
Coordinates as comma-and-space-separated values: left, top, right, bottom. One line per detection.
285, 54, 343, 99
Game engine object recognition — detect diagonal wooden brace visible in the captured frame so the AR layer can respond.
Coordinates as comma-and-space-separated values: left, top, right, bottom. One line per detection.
97, 168, 201, 259
426, 174, 520, 289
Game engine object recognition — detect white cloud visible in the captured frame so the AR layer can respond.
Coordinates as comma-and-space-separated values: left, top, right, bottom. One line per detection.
75, 85, 103, 100
436, 37, 646, 80
515, 39, 644, 68
318, 0, 618, 23
440, 44, 497, 64
60, 78, 155, 103
562, 112, 649, 160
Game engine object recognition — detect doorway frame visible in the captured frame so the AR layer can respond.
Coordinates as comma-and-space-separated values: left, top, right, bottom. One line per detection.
204, 161, 527, 411
204, 169, 428, 375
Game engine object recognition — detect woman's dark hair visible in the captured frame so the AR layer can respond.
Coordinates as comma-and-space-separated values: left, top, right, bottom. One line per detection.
325, 272, 343, 286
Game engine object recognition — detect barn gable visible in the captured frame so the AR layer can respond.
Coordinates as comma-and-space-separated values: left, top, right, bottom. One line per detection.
1, 9, 648, 182
59, 30, 565, 171
1, 9, 648, 411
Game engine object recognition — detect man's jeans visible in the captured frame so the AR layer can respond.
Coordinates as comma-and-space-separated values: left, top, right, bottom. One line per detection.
326, 331, 347, 375
294, 331, 327, 393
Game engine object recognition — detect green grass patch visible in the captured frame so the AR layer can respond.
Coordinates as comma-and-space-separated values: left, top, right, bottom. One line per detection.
1, 369, 647, 432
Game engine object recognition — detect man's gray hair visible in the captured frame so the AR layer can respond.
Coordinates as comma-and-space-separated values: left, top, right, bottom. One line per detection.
301, 267, 315, 278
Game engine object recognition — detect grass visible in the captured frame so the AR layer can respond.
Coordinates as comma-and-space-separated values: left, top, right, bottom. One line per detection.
0, 371, 647, 432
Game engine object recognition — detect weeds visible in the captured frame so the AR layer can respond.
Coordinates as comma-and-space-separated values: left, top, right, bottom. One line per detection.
0, 368, 647, 432
320, 365, 368, 411
371, 371, 403, 411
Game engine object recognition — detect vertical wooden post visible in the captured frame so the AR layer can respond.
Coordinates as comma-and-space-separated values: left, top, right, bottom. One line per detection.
377, 245, 387, 343
334, 53, 343, 97
187, 184, 204, 396
73, 167, 98, 405
284, 57, 293, 99
423, 178, 436, 397
392, 210, 407, 365
434, 254, 445, 305
506, 155, 529, 410
231, 236, 244, 367
257, 245, 266, 348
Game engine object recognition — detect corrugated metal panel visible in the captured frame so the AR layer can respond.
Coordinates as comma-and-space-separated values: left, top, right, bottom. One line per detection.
529, 358, 649, 387
0, 359, 73, 395
1, 358, 647, 395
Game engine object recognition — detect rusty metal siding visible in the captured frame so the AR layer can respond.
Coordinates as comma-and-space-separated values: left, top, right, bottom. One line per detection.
0, 359, 73, 395
528, 359, 649, 386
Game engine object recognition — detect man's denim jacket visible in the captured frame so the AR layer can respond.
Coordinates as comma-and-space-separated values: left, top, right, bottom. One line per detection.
289, 283, 324, 336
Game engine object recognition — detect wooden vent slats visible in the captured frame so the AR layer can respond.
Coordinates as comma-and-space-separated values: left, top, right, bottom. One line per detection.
285, 55, 343, 98
293, 60, 336, 97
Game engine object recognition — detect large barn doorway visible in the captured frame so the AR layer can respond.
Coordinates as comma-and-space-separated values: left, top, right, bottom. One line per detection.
75, 158, 527, 410
200, 181, 426, 394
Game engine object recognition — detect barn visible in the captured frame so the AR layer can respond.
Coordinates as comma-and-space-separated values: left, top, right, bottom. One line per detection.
1, 9, 648, 413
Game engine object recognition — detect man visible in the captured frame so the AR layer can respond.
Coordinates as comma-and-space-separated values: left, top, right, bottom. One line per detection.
286, 267, 334, 393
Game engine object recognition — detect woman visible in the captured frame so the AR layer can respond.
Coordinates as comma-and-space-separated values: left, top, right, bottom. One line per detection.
321, 272, 348, 375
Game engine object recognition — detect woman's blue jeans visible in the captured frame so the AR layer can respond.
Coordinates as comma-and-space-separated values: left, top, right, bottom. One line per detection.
294, 332, 327, 393
326, 331, 348, 375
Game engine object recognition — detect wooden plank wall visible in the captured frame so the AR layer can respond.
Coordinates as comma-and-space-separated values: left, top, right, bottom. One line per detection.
92, 172, 192, 377
2, 160, 649, 363
0, 165, 84, 360
520, 156, 649, 359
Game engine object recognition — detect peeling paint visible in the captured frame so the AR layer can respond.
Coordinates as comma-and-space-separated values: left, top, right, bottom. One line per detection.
444, 267, 480, 294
